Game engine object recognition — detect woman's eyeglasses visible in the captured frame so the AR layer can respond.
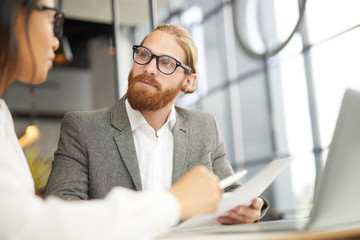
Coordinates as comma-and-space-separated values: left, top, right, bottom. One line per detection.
35, 4, 65, 39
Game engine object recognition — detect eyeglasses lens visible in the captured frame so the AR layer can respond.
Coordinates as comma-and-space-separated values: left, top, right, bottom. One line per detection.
54, 14, 64, 38
134, 47, 151, 64
158, 56, 176, 74
134, 46, 177, 75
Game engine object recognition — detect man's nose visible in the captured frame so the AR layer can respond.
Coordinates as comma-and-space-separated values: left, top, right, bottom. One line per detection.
143, 57, 159, 75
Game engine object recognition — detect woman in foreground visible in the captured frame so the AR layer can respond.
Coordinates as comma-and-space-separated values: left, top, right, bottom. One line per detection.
0, 0, 223, 239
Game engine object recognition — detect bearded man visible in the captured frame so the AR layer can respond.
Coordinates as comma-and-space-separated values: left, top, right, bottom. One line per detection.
44, 24, 268, 224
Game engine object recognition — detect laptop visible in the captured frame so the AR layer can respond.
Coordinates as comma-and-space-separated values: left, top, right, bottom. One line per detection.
186, 88, 360, 233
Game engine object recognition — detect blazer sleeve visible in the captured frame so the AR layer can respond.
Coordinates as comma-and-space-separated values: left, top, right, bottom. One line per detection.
43, 112, 90, 200
207, 114, 239, 191
209, 115, 270, 219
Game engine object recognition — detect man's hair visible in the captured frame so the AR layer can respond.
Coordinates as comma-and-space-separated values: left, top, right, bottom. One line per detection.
0, 0, 37, 95
141, 24, 198, 74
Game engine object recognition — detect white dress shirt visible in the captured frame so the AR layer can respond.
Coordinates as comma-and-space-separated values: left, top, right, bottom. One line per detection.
125, 100, 175, 191
0, 98, 180, 240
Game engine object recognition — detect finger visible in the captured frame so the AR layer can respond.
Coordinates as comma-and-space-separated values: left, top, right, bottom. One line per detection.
234, 206, 261, 221
218, 214, 254, 224
217, 216, 235, 225
218, 216, 250, 225
230, 210, 258, 223
251, 198, 264, 210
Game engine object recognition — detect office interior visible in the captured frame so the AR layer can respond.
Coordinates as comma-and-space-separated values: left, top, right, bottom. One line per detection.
4, 0, 360, 221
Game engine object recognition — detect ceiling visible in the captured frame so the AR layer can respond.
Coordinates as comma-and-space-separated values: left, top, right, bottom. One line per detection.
59, 0, 170, 26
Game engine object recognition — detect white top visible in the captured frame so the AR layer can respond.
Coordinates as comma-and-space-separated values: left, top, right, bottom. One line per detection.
125, 100, 175, 191
0, 99, 180, 240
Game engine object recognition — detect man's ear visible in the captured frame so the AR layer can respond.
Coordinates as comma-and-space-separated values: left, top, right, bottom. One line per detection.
181, 73, 197, 94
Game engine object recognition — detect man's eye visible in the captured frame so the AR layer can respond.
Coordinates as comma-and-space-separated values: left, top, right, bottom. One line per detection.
160, 57, 175, 67
139, 52, 150, 59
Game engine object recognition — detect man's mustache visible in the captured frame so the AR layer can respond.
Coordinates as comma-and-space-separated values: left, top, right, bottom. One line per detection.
132, 74, 160, 89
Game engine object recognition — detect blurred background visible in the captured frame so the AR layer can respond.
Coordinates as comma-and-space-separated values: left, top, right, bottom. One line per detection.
4, 0, 360, 220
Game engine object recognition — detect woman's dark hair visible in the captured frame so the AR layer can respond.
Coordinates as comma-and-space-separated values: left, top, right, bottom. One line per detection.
0, 0, 37, 95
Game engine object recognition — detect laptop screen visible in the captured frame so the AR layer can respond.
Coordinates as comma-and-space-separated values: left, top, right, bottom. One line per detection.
307, 88, 360, 230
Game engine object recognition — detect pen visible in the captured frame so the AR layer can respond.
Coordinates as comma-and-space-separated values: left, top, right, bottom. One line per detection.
219, 170, 247, 189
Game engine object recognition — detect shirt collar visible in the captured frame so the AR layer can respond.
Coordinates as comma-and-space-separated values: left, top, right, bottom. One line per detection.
167, 105, 177, 130
125, 99, 177, 132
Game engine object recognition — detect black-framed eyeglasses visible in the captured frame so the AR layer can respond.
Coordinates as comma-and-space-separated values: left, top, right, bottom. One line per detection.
35, 4, 65, 39
132, 45, 192, 75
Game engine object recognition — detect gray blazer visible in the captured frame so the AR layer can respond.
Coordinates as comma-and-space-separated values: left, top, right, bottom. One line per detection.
44, 96, 238, 200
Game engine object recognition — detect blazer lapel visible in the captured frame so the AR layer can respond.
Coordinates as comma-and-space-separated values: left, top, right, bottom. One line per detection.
111, 97, 142, 190
172, 109, 190, 183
